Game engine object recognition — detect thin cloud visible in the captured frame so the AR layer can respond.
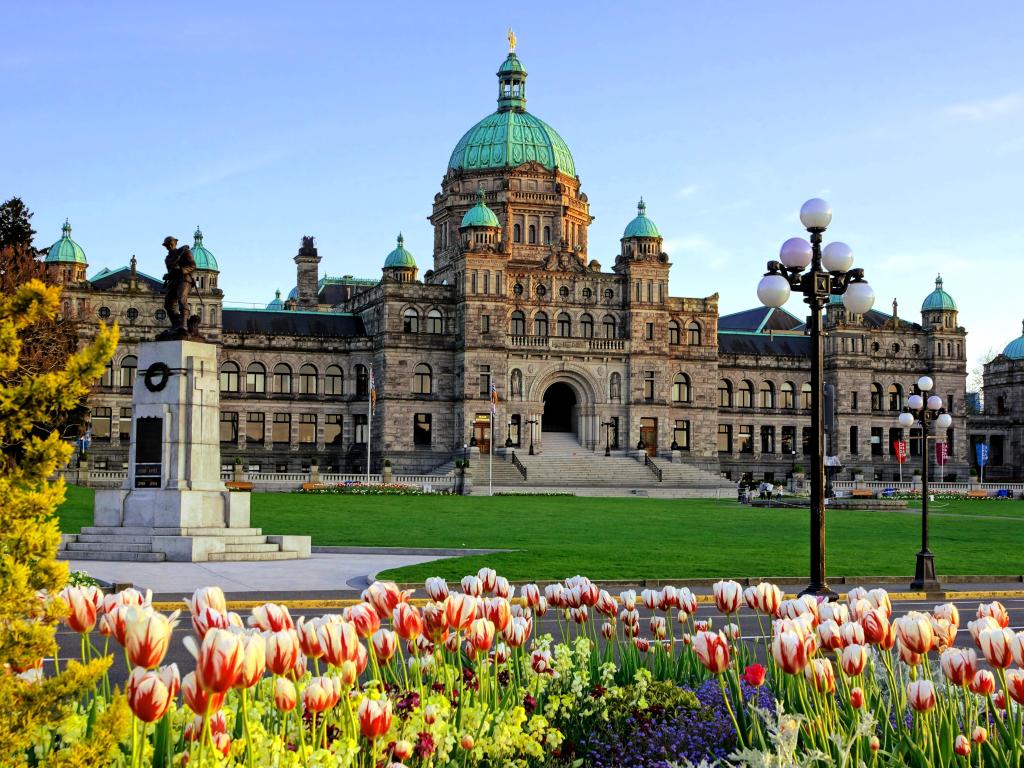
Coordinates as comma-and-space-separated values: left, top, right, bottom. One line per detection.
675, 184, 699, 199
945, 93, 1022, 122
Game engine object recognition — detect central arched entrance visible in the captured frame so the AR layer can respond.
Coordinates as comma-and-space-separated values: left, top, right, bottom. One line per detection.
542, 382, 577, 433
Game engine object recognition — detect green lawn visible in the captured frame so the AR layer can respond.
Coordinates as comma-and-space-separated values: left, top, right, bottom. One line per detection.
58, 486, 1024, 582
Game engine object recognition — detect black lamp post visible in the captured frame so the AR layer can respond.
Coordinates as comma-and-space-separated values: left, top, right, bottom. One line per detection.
757, 198, 876, 598
899, 376, 952, 591
526, 418, 538, 455
505, 420, 513, 450
601, 420, 612, 456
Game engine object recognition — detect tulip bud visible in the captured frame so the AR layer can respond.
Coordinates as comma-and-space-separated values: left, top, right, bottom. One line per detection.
907, 679, 936, 712
970, 669, 996, 696
694, 631, 730, 674
742, 663, 766, 687
60, 586, 102, 634
869, 736, 880, 752
358, 697, 392, 740
840, 644, 867, 677
849, 687, 864, 709
394, 740, 414, 761
954, 735, 970, 757
469, 618, 496, 652
339, 659, 358, 687
264, 628, 301, 676
425, 577, 449, 602
1007, 669, 1024, 705
184, 586, 227, 617
460, 734, 475, 750
273, 676, 297, 711
972, 726, 987, 744
713, 580, 743, 614
234, 632, 266, 689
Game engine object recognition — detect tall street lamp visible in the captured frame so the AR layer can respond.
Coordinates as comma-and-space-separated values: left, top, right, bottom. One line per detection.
757, 199, 876, 598
525, 418, 538, 455
898, 376, 952, 591
601, 420, 612, 456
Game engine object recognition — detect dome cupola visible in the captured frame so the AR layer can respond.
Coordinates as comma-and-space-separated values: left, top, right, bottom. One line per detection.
45, 219, 87, 265
382, 233, 418, 283
266, 289, 284, 310
622, 198, 661, 239
921, 274, 956, 312
461, 188, 501, 229
1003, 319, 1024, 360
191, 226, 219, 271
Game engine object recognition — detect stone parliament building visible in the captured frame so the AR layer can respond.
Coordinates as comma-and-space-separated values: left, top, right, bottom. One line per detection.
41, 46, 1023, 484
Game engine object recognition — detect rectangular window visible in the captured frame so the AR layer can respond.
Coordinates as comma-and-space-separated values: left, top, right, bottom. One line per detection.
325, 414, 342, 445
717, 424, 732, 453
645, 322, 654, 340
739, 425, 753, 453
481, 315, 491, 333
909, 427, 922, 456
643, 371, 655, 401
479, 365, 491, 396
354, 413, 368, 443
414, 413, 432, 446
760, 425, 775, 454
851, 392, 858, 411
946, 428, 954, 456
101, 362, 113, 387
871, 426, 883, 456
298, 413, 316, 444
849, 425, 859, 454
781, 426, 796, 455
801, 426, 811, 455
496, 271, 502, 295
635, 280, 641, 302
483, 272, 489, 295
92, 407, 112, 440
471, 271, 478, 294
120, 407, 132, 442
673, 419, 690, 450
510, 414, 521, 447
947, 393, 954, 413
246, 367, 265, 394
272, 413, 291, 444
647, 281, 653, 303
220, 412, 239, 443
246, 412, 265, 444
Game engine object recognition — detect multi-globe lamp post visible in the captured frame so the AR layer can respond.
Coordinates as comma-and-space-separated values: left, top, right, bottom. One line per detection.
898, 377, 952, 591
757, 199, 876, 598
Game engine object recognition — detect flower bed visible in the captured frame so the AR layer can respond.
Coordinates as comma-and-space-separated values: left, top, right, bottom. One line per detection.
298, 483, 452, 496
24, 574, 1024, 766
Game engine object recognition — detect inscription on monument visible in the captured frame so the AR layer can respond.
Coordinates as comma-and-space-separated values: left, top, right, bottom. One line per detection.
135, 416, 163, 488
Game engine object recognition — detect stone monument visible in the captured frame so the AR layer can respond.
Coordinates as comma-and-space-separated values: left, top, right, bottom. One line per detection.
62, 236, 310, 563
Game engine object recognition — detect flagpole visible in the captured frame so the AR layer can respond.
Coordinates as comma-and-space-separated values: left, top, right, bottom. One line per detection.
489, 410, 493, 497
367, 399, 371, 486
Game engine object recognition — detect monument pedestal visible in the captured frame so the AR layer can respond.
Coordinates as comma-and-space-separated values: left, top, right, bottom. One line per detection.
66, 340, 309, 563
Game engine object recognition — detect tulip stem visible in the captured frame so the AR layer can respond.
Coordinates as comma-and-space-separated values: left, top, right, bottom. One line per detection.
240, 686, 255, 768
718, 674, 745, 749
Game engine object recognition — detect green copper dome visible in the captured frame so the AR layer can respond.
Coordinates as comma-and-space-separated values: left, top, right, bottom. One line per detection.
921, 274, 956, 311
461, 189, 501, 229
1003, 320, 1024, 360
448, 50, 576, 176
622, 199, 661, 239
266, 290, 284, 310
384, 234, 416, 269
191, 226, 219, 271
45, 219, 87, 264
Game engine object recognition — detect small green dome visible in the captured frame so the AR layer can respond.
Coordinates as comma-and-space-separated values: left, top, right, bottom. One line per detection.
623, 198, 661, 239
498, 52, 526, 75
45, 219, 87, 264
384, 233, 416, 269
921, 274, 956, 312
191, 226, 218, 271
266, 289, 284, 310
1003, 320, 1024, 360
461, 189, 501, 229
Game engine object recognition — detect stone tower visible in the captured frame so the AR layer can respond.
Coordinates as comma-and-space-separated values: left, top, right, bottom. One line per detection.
293, 235, 321, 309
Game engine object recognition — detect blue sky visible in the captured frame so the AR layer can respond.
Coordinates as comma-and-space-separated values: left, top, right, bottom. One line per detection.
6, 2, 1023, 375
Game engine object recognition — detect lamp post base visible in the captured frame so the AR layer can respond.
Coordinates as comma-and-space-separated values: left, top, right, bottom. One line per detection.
798, 583, 838, 600
910, 551, 941, 591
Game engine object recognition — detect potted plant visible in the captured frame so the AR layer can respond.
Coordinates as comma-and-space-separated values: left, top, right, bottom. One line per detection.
382, 458, 393, 483
309, 457, 320, 483
232, 456, 245, 482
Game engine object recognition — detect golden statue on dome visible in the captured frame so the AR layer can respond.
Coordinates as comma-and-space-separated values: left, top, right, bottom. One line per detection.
507, 28, 517, 53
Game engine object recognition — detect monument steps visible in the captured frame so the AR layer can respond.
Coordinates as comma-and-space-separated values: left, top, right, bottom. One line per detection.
65, 542, 155, 553
65, 550, 167, 563
206, 550, 299, 562
220, 543, 282, 554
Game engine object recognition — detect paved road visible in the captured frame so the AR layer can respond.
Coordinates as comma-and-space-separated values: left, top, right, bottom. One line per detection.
53, 595, 1024, 691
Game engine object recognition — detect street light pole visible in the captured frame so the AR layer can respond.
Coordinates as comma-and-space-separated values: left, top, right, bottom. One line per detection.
757, 199, 876, 598
601, 420, 612, 456
526, 418, 537, 455
899, 376, 951, 591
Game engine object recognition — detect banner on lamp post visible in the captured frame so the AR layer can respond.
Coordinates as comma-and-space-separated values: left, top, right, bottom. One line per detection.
935, 441, 948, 466
893, 440, 908, 464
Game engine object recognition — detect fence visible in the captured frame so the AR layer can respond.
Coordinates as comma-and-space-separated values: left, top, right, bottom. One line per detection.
833, 480, 1024, 494
62, 468, 455, 492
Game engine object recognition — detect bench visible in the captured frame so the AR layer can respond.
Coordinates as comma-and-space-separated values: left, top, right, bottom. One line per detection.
967, 490, 989, 499
850, 489, 875, 498
225, 481, 253, 491
301, 482, 327, 492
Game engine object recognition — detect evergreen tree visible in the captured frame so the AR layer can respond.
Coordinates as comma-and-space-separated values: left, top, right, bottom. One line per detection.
0, 197, 36, 251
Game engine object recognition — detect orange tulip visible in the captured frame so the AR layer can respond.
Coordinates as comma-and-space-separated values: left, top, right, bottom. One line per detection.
297, 617, 325, 659
954, 735, 971, 757
363, 581, 408, 617
469, 618, 496, 652
897, 639, 924, 667
234, 632, 266, 689
60, 585, 102, 633
970, 669, 996, 696
184, 586, 226, 617
393, 603, 424, 641
185, 628, 244, 693
1006, 669, 1024, 705
694, 630, 730, 674
182, 670, 225, 715
460, 733, 476, 750
976, 601, 1009, 628
907, 679, 936, 712
273, 676, 297, 711
804, 658, 836, 693
445, 594, 478, 631
483, 598, 511, 633
358, 697, 392, 740
264, 628, 301, 676
303, 675, 340, 712
125, 606, 179, 669
972, 726, 988, 744
348, 603, 381, 638
127, 665, 178, 722
930, 617, 956, 652
318, 619, 359, 667
371, 628, 398, 662
248, 602, 294, 632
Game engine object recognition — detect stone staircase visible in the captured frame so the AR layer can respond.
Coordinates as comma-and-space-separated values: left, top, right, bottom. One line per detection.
59, 526, 305, 563
481, 432, 734, 495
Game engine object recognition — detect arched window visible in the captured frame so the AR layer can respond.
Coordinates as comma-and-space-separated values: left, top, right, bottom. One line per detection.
325, 365, 344, 395
426, 309, 443, 334
299, 364, 318, 395
534, 312, 548, 337
871, 383, 883, 411
672, 373, 691, 403
687, 322, 702, 346
528, 224, 537, 244
355, 364, 369, 397
403, 308, 419, 333
603, 314, 616, 338
273, 363, 292, 394
609, 372, 622, 401
801, 383, 812, 409
718, 379, 733, 407
413, 363, 432, 395
120, 355, 138, 388
219, 361, 239, 393
668, 320, 680, 345
738, 380, 754, 408
888, 383, 903, 411
557, 312, 571, 337
510, 310, 526, 336
101, 360, 114, 387
543, 225, 551, 244
781, 381, 795, 409
513, 223, 522, 243
246, 363, 266, 394
510, 368, 523, 397
759, 381, 775, 409
580, 314, 594, 338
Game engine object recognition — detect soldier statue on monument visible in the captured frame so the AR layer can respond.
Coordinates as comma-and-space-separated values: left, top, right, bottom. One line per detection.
158, 235, 201, 340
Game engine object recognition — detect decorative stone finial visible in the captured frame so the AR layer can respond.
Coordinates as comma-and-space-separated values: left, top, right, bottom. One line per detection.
935, 274, 943, 288
638, 198, 646, 216
507, 28, 517, 53
397, 232, 404, 247
62, 218, 71, 237
194, 226, 203, 244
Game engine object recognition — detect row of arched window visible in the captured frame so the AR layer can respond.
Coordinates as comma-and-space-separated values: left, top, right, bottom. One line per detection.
219, 362, 370, 397
402, 308, 444, 334
509, 310, 615, 338
718, 380, 813, 409
512, 223, 551, 245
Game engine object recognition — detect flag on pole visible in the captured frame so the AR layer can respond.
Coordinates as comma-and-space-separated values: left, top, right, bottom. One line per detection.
975, 442, 988, 467
490, 380, 499, 417
935, 441, 948, 465
369, 367, 377, 416
893, 440, 908, 464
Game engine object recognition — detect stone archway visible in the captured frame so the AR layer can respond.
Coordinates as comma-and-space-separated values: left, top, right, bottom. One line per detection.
542, 382, 577, 432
